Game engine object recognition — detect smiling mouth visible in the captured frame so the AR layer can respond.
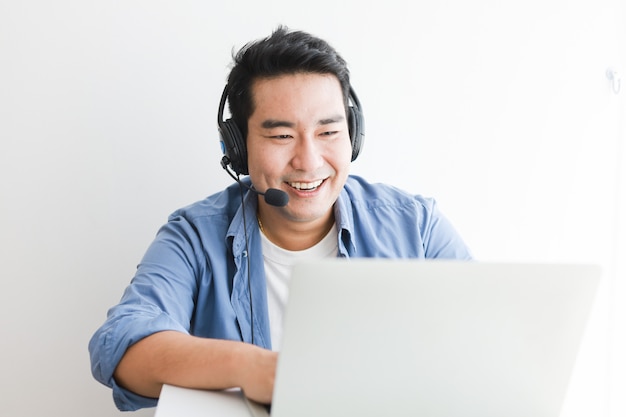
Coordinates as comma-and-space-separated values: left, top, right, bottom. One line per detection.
287, 179, 325, 191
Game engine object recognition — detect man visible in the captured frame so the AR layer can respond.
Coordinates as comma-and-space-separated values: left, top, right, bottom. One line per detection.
89, 26, 472, 411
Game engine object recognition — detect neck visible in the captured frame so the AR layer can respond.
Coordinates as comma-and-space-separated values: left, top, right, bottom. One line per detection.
257, 207, 335, 251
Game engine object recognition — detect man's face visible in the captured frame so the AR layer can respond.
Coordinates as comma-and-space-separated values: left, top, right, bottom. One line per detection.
246, 72, 352, 224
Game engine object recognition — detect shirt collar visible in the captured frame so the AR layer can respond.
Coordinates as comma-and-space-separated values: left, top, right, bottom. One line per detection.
334, 187, 357, 256
226, 182, 259, 258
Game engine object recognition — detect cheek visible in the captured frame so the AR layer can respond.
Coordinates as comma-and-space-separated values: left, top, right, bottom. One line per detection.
333, 138, 354, 166
247, 145, 283, 178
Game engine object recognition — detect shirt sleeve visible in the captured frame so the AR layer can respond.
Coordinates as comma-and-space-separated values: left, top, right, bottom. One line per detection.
418, 197, 473, 260
88, 215, 204, 411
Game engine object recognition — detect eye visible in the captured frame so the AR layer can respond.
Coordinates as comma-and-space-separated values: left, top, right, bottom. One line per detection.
271, 134, 293, 139
320, 131, 338, 137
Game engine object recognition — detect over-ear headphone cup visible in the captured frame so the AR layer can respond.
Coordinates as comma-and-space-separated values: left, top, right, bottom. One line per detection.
219, 119, 248, 175
349, 107, 364, 162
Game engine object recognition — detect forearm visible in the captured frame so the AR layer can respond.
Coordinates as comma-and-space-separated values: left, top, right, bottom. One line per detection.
113, 330, 276, 403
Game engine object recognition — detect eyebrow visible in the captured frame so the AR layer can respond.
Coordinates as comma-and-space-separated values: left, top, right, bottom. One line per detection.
261, 119, 295, 129
261, 115, 345, 129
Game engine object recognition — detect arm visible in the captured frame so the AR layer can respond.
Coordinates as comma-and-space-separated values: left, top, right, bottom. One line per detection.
89, 209, 275, 410
114, 330, 277, 404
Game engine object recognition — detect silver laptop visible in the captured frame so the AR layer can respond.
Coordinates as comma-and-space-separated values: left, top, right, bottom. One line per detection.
245, 260, 600, 417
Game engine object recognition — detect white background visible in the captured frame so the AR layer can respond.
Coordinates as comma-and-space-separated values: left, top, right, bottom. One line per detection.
1, 1, 624, 416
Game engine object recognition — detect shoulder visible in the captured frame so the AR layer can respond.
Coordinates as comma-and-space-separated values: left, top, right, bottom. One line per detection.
342, 175, 435, 211
340, 176, 472, 260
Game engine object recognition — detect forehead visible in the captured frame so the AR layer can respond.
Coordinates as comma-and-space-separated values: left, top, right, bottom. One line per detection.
249, 73, 345, 115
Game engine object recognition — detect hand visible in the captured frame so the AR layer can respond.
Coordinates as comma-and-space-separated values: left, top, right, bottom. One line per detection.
239, 346, 278, 404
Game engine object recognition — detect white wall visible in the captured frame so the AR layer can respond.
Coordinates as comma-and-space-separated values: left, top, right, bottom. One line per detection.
1, 1, 624, 416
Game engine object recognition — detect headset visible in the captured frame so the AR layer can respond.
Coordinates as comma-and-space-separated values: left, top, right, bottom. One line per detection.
217, 83, 365, 176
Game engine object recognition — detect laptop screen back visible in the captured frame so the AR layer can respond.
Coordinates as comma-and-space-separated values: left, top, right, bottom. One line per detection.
270, 260, 600, 417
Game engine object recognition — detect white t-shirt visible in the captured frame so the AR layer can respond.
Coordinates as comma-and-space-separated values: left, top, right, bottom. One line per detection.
260, 224, 338, 350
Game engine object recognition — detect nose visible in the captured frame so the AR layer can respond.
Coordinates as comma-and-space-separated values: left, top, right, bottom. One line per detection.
290, 132, 324, 171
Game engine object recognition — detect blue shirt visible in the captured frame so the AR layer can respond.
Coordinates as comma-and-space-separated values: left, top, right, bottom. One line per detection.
88, 175, 472, 411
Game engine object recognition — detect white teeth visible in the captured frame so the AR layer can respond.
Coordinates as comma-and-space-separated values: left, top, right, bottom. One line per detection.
289, 179, 324, 190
